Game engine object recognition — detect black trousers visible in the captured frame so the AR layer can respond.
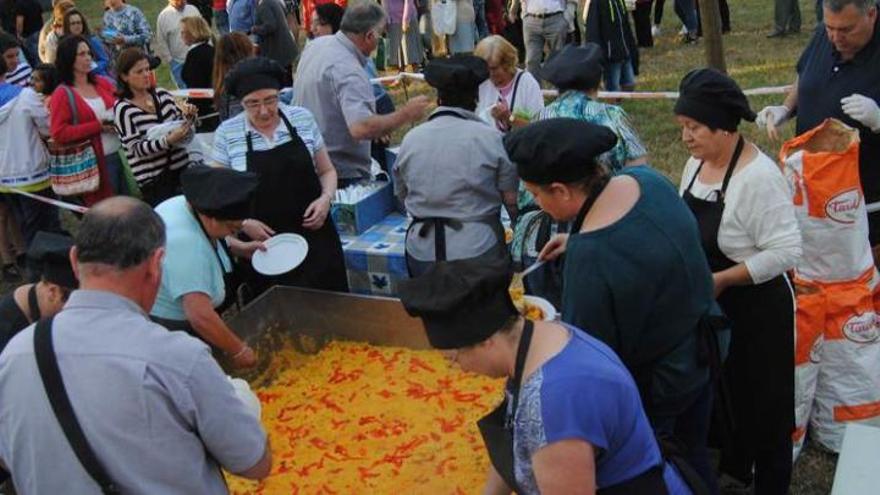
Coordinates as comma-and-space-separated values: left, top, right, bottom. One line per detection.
139, 168, 184, 208
4, 189, 63, 248
654, 0, 665, 24
696, 0, 731, 34
718, 275, 794, 494
868, 210, 880, 246
632, 3, 654, 47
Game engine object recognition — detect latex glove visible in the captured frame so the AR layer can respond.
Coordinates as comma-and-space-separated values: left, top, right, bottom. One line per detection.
228, 377, 262, 419
755, 105, 792, 141
841, 94, 880, 132
624, 0, 637, 11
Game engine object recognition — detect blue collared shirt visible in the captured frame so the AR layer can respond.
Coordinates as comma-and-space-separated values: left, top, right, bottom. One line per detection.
0, 289, 267, 493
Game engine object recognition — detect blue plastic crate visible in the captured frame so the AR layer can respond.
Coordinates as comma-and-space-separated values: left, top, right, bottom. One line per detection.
331, 181, 394, 235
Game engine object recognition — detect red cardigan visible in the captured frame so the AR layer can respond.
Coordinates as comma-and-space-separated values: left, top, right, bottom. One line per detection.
48, 76, 117, 205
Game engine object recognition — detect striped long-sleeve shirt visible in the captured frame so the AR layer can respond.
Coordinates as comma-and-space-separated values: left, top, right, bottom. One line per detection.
114, 89, 191, 185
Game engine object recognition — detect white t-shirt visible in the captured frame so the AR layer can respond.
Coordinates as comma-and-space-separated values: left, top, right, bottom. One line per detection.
679, 150, 802, 283
84, 96, 121, 155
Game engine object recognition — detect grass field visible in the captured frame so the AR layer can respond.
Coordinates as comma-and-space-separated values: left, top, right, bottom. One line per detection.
1, 0, 840, 493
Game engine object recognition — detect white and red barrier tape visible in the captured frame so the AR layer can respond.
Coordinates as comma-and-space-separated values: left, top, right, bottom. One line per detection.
170, 73, 793, 101
7, 77, 795, 214
6, 189, 89, 213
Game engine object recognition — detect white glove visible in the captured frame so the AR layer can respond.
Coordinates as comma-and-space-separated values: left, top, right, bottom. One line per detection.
755, 105, 792, 140
228, 376, 262, 420
841, 94, 880, 133
624, 0, 637, 11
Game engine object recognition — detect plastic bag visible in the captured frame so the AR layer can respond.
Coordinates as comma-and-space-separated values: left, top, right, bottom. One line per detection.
783, 119, 880, 454
431, 0, 458, 35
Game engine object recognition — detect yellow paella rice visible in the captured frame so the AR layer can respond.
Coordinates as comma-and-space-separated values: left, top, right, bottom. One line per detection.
227, 341, 504, 495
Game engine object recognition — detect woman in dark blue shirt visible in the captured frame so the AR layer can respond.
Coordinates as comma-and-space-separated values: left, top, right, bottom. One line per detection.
505, 118, 721, 493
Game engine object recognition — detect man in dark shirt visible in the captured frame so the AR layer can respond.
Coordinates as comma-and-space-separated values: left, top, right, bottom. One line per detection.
757, 0, 880, 242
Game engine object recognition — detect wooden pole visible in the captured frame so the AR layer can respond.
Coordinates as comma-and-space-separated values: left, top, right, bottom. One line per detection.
697, 0, 727, 72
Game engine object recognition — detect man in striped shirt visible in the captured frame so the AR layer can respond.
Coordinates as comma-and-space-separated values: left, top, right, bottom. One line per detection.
0, 33, 30, 88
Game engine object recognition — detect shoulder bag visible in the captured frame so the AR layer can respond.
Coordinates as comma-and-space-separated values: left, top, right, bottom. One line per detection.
46, 86, 100, 197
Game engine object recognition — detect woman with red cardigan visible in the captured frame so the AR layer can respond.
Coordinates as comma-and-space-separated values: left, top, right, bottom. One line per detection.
49, 35, 122, 206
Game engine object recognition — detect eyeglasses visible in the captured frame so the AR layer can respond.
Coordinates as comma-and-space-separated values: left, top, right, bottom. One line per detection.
242, 95, 279, 110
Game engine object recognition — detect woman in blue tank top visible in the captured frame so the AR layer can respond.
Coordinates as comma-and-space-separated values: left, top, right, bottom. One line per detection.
398, 256, 693, 494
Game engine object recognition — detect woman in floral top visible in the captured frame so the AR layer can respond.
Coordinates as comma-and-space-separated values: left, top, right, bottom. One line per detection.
510, 44, 648, 305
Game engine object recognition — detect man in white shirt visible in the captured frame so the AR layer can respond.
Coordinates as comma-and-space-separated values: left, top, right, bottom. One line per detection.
508, 0, 576, 80
156, 0, 202, 88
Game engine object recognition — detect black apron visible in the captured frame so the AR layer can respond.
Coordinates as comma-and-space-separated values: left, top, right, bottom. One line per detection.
682, 138, 795, 471
239, 110, 348, 300
404, 110, 509, 277
477, 319, 533, 493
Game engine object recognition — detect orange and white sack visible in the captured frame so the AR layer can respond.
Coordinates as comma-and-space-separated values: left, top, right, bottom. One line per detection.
781, 119, 880, 454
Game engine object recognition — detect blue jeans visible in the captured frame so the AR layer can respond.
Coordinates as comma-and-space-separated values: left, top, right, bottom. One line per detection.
104, 151, 128, 196
5, 188, 62, 248
604, 59, 635, 91
674, 0, 698, 32
170, 59, 186, 89
653, 383, 719, 495
473, 0, 489, 39
23, 32, 39, 68
214, 9, 230, 35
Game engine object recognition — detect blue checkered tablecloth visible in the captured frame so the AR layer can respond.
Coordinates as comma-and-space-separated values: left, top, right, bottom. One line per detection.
340, 213, 410, 296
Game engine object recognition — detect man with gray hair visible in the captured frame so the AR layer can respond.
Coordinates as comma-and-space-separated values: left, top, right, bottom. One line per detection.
757, 0, 880, 242
0, 197, 271, 493
294, 1, 430, 186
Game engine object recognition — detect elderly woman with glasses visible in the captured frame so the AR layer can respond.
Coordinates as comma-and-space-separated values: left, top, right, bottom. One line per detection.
212, 57, 349, 300
474, 35, 543, 132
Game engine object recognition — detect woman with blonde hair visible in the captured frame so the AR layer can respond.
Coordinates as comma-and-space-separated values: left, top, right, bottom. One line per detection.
474, 35, 543, 132
39, 0, 75, 63
181, 15, 218, 131
212, 32, 254, 121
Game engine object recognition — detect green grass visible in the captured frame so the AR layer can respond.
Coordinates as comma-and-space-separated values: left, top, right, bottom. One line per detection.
77, 0, 174, 88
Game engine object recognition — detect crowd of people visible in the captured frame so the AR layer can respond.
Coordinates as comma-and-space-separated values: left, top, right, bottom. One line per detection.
0, 0, 876, 493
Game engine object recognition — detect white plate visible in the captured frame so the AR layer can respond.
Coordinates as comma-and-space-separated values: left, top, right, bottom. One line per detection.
523, 295, 558, 321
251, 233, 309, 276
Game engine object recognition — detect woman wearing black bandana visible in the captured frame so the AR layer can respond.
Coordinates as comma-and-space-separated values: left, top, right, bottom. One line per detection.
398, 257, 693, 494
506, 118, 720, 493
674, 68, 801, 494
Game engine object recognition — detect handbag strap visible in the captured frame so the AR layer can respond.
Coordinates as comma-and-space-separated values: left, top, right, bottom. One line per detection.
63, 86, 79, 125
508, 70, 524, 114
34, 317, 121, 494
